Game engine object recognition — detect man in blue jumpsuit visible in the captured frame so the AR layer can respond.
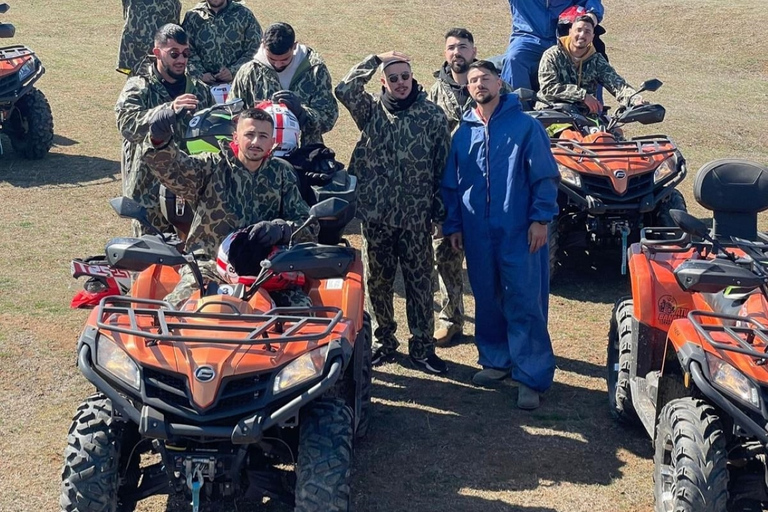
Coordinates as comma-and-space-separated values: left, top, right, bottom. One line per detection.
502, 0, 604, 93
442, 60, 560, 409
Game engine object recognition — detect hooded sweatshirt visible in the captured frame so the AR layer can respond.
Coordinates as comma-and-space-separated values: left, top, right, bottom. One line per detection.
538, 35, 637, 105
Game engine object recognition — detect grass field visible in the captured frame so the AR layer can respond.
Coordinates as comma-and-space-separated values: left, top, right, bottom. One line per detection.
0, 0, 766, 510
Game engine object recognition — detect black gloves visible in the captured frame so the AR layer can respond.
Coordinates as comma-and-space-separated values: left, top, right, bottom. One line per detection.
286, 143, 340, 186
148, 106, 176, 142
247, 219, 292, 246
227, 220, 292, 276
272, 90, 308, 128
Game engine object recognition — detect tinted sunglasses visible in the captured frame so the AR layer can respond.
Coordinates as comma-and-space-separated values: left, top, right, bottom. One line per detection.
166, 49, 191, 60
387, 72, 412, 83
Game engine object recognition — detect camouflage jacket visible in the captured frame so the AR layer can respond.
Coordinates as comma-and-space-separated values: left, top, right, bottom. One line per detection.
116, 62, 214, 229
230, 47, 338, 146
335, 55, 450, 232
141, 138, 313, 260
182, 0, 262, 79
118, 0, 181, 73
428, 62, 514, 133
538, 37, 637, 105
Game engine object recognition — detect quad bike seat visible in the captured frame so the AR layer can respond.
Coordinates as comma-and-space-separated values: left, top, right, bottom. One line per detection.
694, 159, 768, 241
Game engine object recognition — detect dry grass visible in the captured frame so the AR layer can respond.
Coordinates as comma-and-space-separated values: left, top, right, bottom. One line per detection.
0, 0, 766, 510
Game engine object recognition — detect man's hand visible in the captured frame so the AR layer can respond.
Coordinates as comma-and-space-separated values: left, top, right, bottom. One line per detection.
432, 222, 443, 240
583, 94, 602, 114
376, 51, 411, 66
200, 72, 216, 85
214, 67, 232, 83
271, 90, 308, 127
148, 106, 176, 142
171, 93, 199, 115
528, 222, 548, 254
448, 232, 463, 251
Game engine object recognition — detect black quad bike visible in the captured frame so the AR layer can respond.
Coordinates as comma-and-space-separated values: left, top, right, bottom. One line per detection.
0, 2, 53, 159
519, 80, 687, 277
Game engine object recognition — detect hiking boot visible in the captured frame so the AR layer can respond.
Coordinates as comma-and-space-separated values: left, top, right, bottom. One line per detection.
517, 384, 540, 410
371, 346, 397, 367
472, 368, 515, 388
434, 323, 462, 346
410, 352, 448, 375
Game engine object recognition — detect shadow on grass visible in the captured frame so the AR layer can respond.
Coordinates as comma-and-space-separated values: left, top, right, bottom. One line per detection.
0, 147, 119, 188
349, 359, 651, 511
550, 247, 631, 304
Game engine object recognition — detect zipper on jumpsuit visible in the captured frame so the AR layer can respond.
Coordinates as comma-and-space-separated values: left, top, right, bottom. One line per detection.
484, 121, 491, 218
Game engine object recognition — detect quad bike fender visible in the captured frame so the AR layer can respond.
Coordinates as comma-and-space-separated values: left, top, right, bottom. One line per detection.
76, 329, 345, 443
629, 243, 695, 330
308, 251, 365, 332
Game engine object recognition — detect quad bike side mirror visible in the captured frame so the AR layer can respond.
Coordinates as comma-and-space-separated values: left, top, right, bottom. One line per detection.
513, 87, 537, 103
0, 22, 14, 38
289, 198, 351, 247
637, 78, 663, 94
109, 196, 164, 237
670, 209, 710, 238
0, 4, 9, 14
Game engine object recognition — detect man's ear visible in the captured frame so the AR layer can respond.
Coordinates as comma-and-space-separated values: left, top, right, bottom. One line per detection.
380, 75, 386, 87
472, 46, 478, 60
152, 47, 162, 59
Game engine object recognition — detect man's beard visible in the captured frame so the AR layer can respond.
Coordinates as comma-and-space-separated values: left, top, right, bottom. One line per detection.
475, 91, 496, 105
166, 67, 185, 81
450, 58, 469, 74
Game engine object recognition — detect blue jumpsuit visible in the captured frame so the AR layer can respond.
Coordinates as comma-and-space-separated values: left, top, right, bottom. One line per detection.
442, 94, 560, 392
502, 0, 604, 91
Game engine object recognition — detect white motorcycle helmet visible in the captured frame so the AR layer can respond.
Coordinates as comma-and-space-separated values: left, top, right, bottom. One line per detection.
256, 100, 301, 158
216, 231, 257, 286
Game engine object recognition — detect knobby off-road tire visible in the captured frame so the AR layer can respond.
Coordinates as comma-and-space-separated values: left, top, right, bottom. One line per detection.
607, 297, 639, 424
653, 398, 728, 512
295, 398, 353, 512
6, 87, 54, 159
60, 394, 137, 512
548, 222, 560, 282
652, 189, 687, 228
355, 312, 373, 439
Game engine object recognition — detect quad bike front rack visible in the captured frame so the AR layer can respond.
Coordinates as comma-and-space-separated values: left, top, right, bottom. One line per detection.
689, 310, 768, 363
551, 135, 679, 162
96, 295, 344, 347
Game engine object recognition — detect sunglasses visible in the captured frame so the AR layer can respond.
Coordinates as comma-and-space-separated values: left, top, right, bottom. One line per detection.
165, 49, 191, 60
387, 72, 412, 83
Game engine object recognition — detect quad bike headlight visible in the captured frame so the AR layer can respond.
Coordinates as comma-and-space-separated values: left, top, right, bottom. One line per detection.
706, 353, 760, 409
653, 157, 677, 183
273, 345, 329, 395
17, 58, 36, 82
557, 164, 582, 188
96, 336, 141, 390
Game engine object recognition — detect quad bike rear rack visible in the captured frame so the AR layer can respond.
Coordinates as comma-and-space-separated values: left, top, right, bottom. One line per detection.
689, 310, 768, 363
96, 295, 343, 345
640, 226, 693, 253
551, 135, 678, 161
0, 44, 33, 61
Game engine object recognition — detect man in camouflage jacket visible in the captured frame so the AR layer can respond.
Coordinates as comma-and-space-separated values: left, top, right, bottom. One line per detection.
118, 0, 181, 75
335, 51, 451, 375
231, 22, 337, 147
116, 24, 214, 236
181, 0, 261, 85
538, 16, 641, 113
141, 107, 314, 307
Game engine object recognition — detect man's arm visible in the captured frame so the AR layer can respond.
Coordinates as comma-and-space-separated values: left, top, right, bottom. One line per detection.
231, 64, 256, 108
334, 54, 380, 131
440, 136, 463, 237
141, 127, 216, 204
431, 109, 451, 223
116, 78, 170, 143
226, 12, 262, 78
578, 0, 605, 23
537, 49, 586, 103
595, 54, 637, 105
525, 121, 560, 223
181, 12, 206, 79
302, 62, 339, 136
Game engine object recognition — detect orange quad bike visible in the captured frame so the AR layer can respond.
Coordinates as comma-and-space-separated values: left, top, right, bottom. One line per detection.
521, 79, 687, 277
606, 159, 768, 511
59, 197, 372, 512
0, 2, 53, 158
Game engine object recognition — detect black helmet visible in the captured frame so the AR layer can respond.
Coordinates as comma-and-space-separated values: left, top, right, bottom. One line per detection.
184, 98, 244, 154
